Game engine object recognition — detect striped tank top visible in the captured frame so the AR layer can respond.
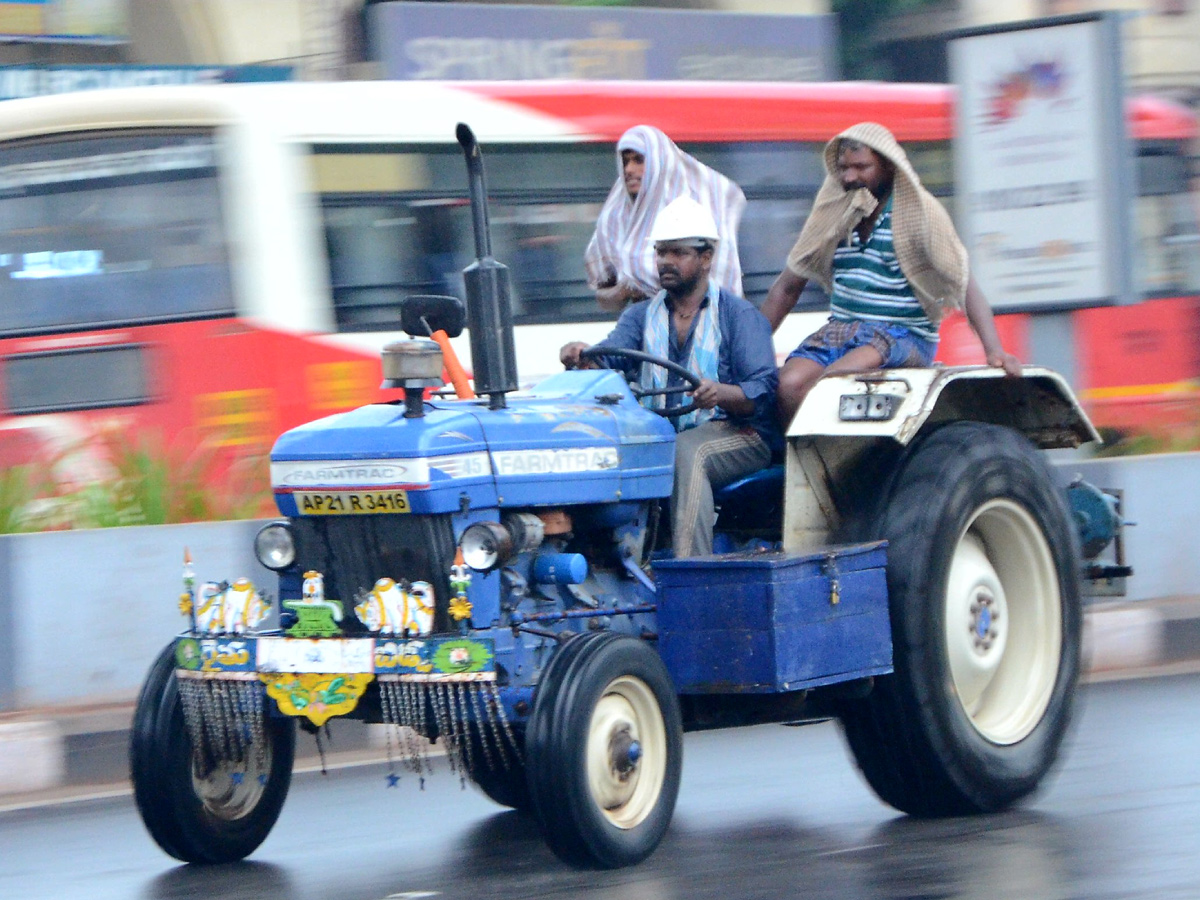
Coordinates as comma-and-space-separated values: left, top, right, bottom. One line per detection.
830, 196, 936, 342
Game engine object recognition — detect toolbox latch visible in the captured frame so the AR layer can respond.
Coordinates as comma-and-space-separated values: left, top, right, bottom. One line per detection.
822, 553, 841, 606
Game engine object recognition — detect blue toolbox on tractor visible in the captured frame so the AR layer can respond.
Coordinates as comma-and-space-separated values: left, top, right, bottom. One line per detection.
653, 542, 893, 693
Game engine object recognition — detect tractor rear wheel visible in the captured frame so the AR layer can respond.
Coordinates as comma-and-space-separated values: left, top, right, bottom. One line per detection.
839, 422, 1082, 815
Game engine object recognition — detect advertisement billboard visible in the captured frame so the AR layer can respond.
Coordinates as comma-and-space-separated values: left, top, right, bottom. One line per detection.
949, 13, 1135, 311
366, 1, 837, 83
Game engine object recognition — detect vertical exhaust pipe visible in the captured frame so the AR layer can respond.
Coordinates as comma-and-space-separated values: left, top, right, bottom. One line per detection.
456, 123, 518, 410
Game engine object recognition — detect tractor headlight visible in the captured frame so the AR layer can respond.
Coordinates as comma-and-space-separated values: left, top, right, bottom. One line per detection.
839, 392, 900, 422
254, 521, 296, 571
459, 521, 513, 572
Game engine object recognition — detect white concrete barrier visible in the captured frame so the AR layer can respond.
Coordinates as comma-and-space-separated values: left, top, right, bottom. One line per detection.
1083, 605, 1166, 673
1, 519, 272, 710
0, 721, 64, 794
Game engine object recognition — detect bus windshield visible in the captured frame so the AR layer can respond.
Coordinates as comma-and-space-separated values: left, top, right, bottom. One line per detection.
0, 130, 235, 337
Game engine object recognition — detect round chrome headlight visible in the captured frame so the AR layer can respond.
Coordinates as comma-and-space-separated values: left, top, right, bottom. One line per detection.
254, 521, 296, 571
459, 521, 513, 572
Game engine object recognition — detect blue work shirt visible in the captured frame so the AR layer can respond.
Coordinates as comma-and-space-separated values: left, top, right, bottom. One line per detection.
595, 286, 782, 454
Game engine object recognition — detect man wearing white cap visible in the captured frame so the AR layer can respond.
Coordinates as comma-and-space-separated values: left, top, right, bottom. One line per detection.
562, 196, 779, 558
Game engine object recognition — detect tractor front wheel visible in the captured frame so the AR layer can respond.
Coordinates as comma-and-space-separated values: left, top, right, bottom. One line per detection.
525, 632, 682, 868
130, 643, 296, 862
465, 723, 530, 812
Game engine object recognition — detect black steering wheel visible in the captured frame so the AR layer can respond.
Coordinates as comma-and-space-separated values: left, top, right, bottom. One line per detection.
579, 346, 702, 419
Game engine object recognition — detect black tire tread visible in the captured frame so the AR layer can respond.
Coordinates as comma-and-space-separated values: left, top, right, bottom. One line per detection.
130, 643, 188, 859
465, 724, 530, 811
839, 422, 1082, 816
526, 632, 683, 868
130, 641, 296, 863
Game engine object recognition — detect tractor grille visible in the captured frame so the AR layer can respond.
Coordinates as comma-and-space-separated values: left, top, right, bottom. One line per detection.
290, 513, 456, 634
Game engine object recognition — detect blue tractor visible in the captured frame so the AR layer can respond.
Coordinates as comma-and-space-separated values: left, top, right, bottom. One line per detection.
131, 125, 1125, 869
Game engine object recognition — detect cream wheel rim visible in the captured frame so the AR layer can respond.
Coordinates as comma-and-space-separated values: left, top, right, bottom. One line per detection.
585, 675, 667, 830
192, 742, 272, 821
944, 499, 1061, 745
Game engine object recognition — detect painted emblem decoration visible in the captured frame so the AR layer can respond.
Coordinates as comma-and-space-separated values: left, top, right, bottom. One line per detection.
179, 548, 197, 628
285, 571, 344, 637
353, 577, 434, 636
191, 578, 270, 635
175, 638, 201, 670
449, 547, 473, 627
374, 639, 433, 674
374, 637, 495, 679
201, 640, 254, 672
259, 672, 373, 726
432, 639, 492, 675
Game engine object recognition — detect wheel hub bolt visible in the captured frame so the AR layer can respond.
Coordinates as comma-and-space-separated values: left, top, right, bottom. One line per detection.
611, 729, 640, 775
969, 591, 999, 652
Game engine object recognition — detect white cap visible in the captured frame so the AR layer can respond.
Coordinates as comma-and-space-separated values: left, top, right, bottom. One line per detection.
649, 195, 720, 246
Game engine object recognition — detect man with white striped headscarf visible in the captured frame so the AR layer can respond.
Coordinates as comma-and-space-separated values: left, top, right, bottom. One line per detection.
585, 125, 746, 312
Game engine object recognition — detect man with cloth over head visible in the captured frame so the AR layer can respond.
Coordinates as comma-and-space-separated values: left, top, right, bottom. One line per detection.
586, 124, 746, 312
563, 196, 779, 559
761, 122, 1021, 428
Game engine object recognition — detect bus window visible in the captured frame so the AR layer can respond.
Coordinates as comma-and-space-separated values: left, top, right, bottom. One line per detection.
429, 143, 614, 194
0, 131, 235, 337
683, 141, 825, 306
3, 343, 152, 414
490, 200, 605, 325
904, 142, 954, 200
313, 143, 616, 331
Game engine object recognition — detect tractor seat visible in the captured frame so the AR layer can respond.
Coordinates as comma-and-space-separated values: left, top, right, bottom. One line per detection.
714, 464, 785, 527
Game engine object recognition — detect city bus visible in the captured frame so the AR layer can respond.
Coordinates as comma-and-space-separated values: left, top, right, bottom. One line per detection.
0, 80, 1195, 526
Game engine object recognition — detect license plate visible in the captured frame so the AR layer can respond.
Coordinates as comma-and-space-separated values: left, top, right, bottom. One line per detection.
256, 637, 376, 673
295, 490, 410, 515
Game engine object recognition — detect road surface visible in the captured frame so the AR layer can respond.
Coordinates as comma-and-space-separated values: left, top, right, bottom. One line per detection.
1, 672, 1197, 900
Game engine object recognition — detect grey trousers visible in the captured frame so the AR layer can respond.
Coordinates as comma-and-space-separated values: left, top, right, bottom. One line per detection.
672, 419, 772, 558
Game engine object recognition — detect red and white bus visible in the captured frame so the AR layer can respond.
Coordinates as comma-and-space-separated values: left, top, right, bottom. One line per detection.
0, 80, 1194, 523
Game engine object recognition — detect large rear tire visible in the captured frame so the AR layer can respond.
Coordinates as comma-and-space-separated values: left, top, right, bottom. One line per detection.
130, 643, 296, 862
526, 632, 682, 868
839, 422, 1082, 816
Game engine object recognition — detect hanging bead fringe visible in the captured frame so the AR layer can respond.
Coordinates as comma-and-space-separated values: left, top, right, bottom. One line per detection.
377, 679, 520, 789
177, 675, 521, 791
177, 676, 266, 777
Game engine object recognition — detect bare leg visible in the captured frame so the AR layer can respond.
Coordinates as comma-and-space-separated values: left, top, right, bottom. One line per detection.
777, 357, 826, 431
778, 345, 885, 431
823, 344, 884, 376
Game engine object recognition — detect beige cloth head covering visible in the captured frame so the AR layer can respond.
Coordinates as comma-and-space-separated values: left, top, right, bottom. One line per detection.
785, 122, 968, 325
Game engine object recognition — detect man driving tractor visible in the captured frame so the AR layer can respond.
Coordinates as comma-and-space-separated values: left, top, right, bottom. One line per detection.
562, 195, 780, 558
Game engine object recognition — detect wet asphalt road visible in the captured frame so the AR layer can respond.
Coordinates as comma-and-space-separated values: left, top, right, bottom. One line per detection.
2, 672, 1197, 900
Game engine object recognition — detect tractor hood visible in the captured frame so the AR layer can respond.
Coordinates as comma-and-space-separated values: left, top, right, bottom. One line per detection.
269, 369, 677, 516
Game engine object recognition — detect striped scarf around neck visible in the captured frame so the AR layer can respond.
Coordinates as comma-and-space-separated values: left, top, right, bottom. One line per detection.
641, 281, 721, 432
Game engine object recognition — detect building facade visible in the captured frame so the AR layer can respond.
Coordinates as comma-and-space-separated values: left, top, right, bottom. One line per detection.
1, 1, 1196, 100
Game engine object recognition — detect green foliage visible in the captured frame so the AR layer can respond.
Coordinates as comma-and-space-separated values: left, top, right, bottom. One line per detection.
0, 428, 275, 534
1093, 426, 1200, 458
0, 466, 37, 534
